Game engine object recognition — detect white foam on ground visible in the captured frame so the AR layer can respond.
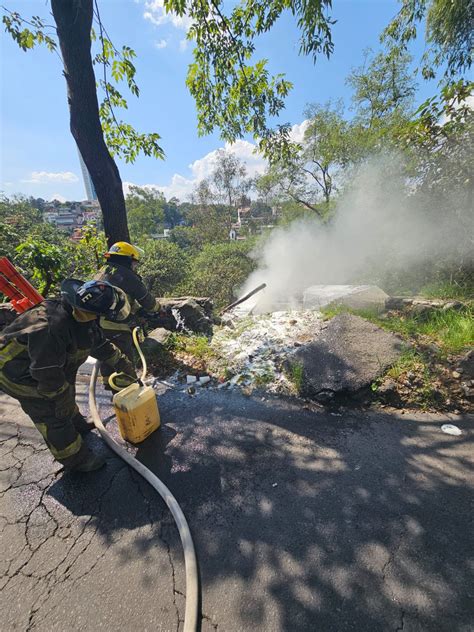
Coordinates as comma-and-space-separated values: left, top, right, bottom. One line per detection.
212, 309, 324, 393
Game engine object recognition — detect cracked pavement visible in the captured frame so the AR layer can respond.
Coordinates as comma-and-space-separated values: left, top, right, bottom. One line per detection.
1, 378, 473, 631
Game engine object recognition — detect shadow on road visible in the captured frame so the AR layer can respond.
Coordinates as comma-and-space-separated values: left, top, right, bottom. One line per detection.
45, 385, 473, 631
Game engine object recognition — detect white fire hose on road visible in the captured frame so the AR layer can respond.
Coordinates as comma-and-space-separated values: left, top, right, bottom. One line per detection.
88, 331, 199, 631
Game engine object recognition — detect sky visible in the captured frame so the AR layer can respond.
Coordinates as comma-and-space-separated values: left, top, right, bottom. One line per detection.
0, 0, 436, 203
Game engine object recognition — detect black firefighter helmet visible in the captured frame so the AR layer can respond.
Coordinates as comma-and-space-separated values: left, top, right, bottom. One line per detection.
61, 279, 131, 321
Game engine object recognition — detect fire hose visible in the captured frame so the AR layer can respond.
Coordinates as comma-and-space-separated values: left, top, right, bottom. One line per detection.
88, 328, 199, 632
1, 257, 199, 628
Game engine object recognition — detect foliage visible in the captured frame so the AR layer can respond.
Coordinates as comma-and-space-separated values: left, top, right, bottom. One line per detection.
126, 186, 165, 241
0, 196, 43, 260
381, 348, 438, 409
15, 237, 66, 296
163, 197, 184, 228
256, 48, 416, 216
212, 149, 250, 207
385, 347, 421, 379
164, 0, 335, 160
2, 5, 163, 164
0, 196, 112, 295
2, 10, 57, 51
322, 304, 474, 355
383, 307, 474, 355
382, 0, 472, 80
276, 201, 322, 226
347, 47, 416, 125
420, 281, 474, 301
169, 226, 203, 253
257, 101, 351, 214
400, 79, 473, 193
67, 223, 108, 279
180, 241, 256, 309
173, 334, 216, 362
3, 0, 338, 162
397, 80, 474, 285
286, 361, 304, 394
189, 180, 232, 244
139, 239, 189, 297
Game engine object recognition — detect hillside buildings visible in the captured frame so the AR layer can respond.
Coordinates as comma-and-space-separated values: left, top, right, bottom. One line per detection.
43, 200, 100, 236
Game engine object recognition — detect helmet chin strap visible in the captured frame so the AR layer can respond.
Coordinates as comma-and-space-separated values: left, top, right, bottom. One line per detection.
72, 307, 98, 322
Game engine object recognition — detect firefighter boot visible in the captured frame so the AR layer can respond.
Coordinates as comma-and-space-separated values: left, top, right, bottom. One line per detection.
70, 452, 106, 472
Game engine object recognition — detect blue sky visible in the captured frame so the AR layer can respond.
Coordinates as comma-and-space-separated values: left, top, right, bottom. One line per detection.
1, 0, 435, 202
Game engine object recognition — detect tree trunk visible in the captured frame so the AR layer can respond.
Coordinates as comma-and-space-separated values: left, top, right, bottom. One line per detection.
51, 0, 129, 246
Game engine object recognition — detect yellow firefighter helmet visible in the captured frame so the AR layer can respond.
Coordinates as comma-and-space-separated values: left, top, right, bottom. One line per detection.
105, 242, 144, 261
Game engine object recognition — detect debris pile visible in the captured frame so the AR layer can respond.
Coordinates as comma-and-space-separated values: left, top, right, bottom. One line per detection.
376, 347, 474, 413
209, 309, 324, 394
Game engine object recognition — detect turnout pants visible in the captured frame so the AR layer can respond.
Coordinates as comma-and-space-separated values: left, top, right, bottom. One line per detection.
17, 390, 89, 468
99, 328, 137, 384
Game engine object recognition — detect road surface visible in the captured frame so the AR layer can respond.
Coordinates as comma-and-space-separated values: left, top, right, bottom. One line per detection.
1, 380, 473, 631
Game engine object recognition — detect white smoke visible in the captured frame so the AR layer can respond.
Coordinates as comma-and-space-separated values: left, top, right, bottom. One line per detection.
241, 154, 473, 312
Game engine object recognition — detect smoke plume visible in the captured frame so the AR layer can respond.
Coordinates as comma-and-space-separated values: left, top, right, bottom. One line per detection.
241, 154, 473, 312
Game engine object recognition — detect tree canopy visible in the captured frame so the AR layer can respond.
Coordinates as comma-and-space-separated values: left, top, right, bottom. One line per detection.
2, 0, 338, 241
382, 0, 473, 80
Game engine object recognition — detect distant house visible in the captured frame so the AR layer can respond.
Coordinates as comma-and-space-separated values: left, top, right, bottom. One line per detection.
43, 200, 100, 233
151, 228, 171, 240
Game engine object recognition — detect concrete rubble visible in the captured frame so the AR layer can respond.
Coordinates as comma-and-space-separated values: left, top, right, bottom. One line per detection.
288, 313, 404, 402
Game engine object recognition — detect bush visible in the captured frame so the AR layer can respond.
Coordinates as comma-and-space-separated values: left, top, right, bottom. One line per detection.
180, 241, 256, 309
139, 239, 189, 296
66, 223, 107, 280
169, 226, 203, 253
15, 238, 67, 296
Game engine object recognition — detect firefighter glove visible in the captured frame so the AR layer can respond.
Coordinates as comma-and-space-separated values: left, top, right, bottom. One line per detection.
112, 372, 137, 389
115, 357, 137, 381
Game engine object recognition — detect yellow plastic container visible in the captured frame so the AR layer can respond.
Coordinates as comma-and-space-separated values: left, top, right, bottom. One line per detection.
112, 383, 161, 444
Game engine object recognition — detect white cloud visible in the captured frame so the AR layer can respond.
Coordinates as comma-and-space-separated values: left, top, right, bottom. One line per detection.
289, 120, 310, 143
189, 140, 267, 182
49, 193, 67, 203
123, 174, 195, 200
123, 139, 268, 201
22, 171, 79, 184
439, 94, 474, 124
144, 0, 193, 31
122, 119, 311, 201
179, 38, 188, 52
154, 38, 168, 49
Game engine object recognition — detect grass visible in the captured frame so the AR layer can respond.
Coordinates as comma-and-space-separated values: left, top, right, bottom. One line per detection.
321, 304, 382, 322
371, 347, 442, 409
385, 348, 421, 379
321, 304, 473, 355
286, 361, 304, 394
322, 301, 472, 409
420, 281, 474, 301
253, 368, 276, 388
173, 334, 216, 362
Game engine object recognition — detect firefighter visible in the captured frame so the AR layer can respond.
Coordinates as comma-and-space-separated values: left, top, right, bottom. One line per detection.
0, 279, 137, 472
94, 242, 161, 384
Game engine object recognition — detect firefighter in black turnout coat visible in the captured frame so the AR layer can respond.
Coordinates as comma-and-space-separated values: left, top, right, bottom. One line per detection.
0, 279, 136, 472
94, 242, 161, 384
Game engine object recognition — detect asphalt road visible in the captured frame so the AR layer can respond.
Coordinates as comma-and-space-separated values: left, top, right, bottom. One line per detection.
1, 380, 473, 631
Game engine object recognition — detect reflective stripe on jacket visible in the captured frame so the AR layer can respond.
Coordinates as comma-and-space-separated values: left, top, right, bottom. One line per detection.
0, 300, 124, 401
